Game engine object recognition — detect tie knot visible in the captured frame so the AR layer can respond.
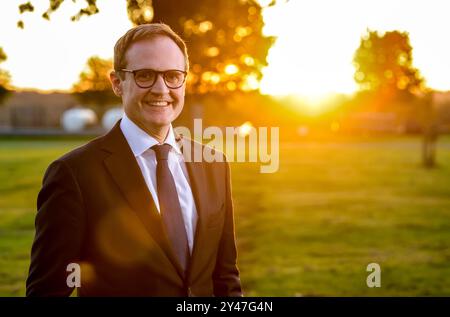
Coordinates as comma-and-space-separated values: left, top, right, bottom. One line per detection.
152, 143, 171, 161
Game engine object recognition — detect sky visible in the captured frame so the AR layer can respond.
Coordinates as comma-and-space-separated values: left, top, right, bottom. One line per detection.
0, 0, 132, 91
260, 0, 450, 97
0, 0, 449, 97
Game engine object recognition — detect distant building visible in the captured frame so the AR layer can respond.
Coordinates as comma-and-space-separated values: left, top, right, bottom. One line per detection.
340, 112, 402, 133
0, 91, 77, 128
432, 91, 450, 133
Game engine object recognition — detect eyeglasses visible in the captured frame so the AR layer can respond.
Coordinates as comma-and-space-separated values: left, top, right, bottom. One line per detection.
120, 68, 187, 89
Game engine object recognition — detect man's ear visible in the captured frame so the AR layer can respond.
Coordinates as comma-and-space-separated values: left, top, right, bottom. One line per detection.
110, 70, 123, 97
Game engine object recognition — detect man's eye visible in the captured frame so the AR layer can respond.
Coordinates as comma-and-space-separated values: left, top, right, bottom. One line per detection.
166, 74, 177, 81
166, 72, 180, 82
137, 71, 154, 80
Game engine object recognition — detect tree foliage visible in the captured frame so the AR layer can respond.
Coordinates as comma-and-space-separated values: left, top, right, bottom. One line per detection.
353, 30, 424, 98
18, 0, 98, 28
72, 56, 119, 108
149, 0, 275, 94
0, 47, 11, 105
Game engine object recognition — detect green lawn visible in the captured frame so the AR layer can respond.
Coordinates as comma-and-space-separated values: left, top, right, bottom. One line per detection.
1, 135, 450, 296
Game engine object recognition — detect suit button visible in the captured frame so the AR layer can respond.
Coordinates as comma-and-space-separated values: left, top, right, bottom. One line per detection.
187, 287, 193, 297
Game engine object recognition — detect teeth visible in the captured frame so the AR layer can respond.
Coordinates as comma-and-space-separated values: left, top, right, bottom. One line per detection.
145, 101, 170, 106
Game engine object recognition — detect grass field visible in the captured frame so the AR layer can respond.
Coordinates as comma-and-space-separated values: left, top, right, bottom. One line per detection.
1, 135, 450, 296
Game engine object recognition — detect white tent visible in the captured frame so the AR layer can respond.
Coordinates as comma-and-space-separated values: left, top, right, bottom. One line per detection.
61, 107, 97, 132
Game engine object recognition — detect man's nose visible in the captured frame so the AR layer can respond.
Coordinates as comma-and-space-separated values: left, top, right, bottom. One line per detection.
150, 74, 170, 94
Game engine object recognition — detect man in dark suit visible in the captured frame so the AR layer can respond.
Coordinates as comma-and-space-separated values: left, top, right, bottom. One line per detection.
26, 23, 242, 297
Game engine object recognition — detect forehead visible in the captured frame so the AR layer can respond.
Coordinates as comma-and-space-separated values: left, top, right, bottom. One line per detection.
124, 36, 185, 70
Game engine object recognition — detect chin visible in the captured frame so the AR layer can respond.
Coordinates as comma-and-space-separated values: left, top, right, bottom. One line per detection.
142, 116, 173, 129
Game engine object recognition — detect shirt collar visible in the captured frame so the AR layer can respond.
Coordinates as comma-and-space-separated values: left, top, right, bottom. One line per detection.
120, 113, 182, 157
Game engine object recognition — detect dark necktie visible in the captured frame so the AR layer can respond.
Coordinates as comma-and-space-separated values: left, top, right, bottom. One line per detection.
152, 144, 190, 273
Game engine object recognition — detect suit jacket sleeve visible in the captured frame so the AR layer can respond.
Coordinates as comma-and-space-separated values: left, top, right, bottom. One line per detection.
212, 159, 243, 296
26, 159, 85, 296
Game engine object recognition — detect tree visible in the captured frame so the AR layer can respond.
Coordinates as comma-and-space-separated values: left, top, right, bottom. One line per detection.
139, 0, 275, 94
353, 30, 424, 101
0, 47, 11, 105
19, 0, 277, 94
353, 30, 439, 168
72, 56, 120, 116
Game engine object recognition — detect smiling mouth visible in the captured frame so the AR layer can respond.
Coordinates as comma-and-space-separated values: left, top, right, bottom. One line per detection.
143, 101, 172, 107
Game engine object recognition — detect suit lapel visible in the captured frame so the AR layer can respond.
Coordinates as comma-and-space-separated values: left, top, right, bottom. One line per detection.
101, 121, 185, 279
179, 137, 211, 282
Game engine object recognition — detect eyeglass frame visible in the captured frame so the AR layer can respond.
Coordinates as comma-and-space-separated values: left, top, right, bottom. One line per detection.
120, 68, 188, 89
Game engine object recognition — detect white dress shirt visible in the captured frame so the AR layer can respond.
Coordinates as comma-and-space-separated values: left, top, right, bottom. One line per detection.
120, 114, 198, 253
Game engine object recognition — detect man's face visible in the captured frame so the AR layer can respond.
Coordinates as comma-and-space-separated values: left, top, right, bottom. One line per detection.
111, 36, 186, 134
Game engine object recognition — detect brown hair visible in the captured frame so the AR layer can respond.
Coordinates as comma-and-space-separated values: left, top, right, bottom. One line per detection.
113, 23, 189, 76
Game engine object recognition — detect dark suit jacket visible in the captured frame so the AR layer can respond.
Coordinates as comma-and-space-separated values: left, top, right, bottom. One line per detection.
26, 121, 242, 297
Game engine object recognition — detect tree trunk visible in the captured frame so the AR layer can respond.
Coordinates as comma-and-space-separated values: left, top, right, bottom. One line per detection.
421, 93, 438, 168
422, 129, 437, 168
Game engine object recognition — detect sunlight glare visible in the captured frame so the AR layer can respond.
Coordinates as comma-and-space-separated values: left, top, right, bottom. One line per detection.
260, 0, 450, 99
